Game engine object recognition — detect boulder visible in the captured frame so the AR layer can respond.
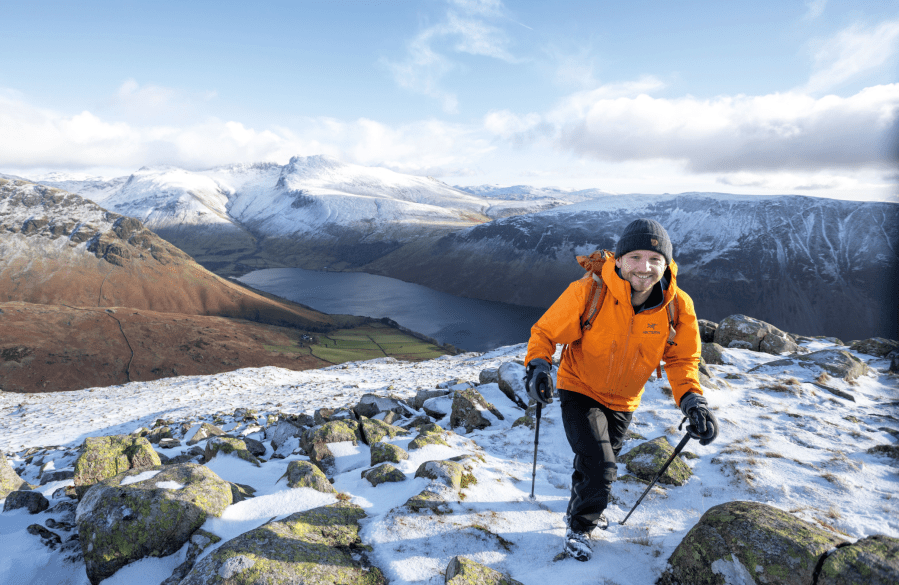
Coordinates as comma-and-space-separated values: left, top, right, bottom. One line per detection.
359, 417, 406, 446
422, 395, 453, 419
313, 408, 334, 425
446, 556, 523, 585
619, 437, 692, 486
160, 529, 221, 585
306, 440, 336, 476
353, 393, 412, 419
436, 378, 465, 389
412, 389, 451, 410
478, 368, 499, 385
2, 490, 49, 514
242, 437, 266, 458
229, 482, 257, 503
265, 420, 304, 451
696, 319, 718, 343
301, 420, 361, 452
759, 329, 799, 355
204, 437, 260, 467
714, 314, 789, 352
27, 524, 62, 548
408, 423, 450, 450
404, 485, 456, 514
185, 422, 225, 445
701, 342, 728, 366
848, 338, 899, 358
658, 501, 845, 585
40, 469, 75, 485
399, 414, 433, 430
414, 460, 464, 491
143, 426, 173, 444
1, 454, 31, 497
370, 441, 409, 466
867, 444, 899, 465
280, 460, 335, 493
818, 534, 899, 585
450, 388, 505, 433
796, 350, 871, 381
158, 438, 181, 449
73, 435, 161, 495
177, 503, 386, 585
497, 361, 529, 409
361, 463, 407, 486
76, 463, 232, 585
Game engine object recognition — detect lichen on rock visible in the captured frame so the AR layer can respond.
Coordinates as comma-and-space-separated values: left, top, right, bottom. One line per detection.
177, 502, 386, 585
619, 436, 692, 486
408, 423, 450, 450
445, 556, 523, 585
280, 460, 335, 493
369, 441, 409, 465
76, 463, 232, 585
73, 435, 161, 495
358, 417, 407, 446
361, 463, 407, 486
204, 437, 260, 467
0, 454, 31, 498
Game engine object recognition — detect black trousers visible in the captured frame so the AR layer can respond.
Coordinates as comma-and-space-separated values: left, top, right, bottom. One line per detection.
559, 388, 634, 533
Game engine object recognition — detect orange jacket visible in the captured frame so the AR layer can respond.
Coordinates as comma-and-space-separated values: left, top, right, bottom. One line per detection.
525, 258, 702, 412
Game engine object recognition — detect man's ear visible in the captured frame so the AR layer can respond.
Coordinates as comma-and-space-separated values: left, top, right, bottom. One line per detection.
614, 256, 622, 269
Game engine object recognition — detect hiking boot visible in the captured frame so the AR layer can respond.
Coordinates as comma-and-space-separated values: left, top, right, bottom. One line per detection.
596, 513, 609, 531
564, 527, 592, 561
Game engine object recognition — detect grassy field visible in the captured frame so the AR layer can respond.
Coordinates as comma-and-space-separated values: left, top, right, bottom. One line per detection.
264, 322, 447, 365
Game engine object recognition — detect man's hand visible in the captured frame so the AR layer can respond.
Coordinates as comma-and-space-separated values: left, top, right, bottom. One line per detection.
525, 358, 555, 405
679, 392, 719, 445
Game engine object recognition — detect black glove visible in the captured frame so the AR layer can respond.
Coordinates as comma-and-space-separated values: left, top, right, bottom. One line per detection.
679, 392, 719, 446
525, 359, 555, 405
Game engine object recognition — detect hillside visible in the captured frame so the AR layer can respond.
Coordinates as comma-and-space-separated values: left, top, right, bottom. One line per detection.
0, 319, 896, 584
0, 178, 447, 392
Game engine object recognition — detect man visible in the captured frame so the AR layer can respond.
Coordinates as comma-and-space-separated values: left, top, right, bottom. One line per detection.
524, 218, 718, 561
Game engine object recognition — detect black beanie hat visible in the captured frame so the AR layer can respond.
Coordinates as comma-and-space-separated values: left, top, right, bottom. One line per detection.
615, 218, 673, 265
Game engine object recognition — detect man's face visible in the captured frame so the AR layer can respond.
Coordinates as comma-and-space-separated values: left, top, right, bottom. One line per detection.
615, 250, 667, 293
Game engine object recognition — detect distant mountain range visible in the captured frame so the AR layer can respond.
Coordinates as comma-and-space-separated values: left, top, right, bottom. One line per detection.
25, 159, 899, 341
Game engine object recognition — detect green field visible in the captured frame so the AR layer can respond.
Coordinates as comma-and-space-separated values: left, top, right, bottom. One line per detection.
266, 324, 446, 365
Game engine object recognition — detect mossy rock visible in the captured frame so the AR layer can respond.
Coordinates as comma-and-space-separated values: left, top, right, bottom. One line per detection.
701, 342, 728, 365
358, 418, 407, 446
361, 464, 407, 486
0, 454, 31, 498
280, 460, 335, 494
848, 338, 899, 358
369, 442, 409, 466
445, 556, 523, 585
77, 463, 232, 585
409, 425, 450, 450
73, 435, 162, 493
414, 460, 464, 491
306, 440, 336, 477
512, 415, 534, 429
229, 482, 257, 503
867, 444, 899, 465
186, 422, 225, 446
450, 388, 505, 433
405, 487, 455, 514
144, 426, 173, 444
658, 501, 846, 585
619, 436, 692, 486
819, 534, 899, 585
177, 502, 386, 585
302, 420, 361, 451
795, 350, 870, 381
204, 437, 260, 467
160, 529, 223, 585
2, 490, 49, 514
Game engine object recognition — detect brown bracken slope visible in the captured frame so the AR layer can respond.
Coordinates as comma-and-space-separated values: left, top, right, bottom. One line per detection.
0, 178, 380, 392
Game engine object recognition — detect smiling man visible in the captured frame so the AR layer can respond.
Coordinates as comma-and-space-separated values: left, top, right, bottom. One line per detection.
523, 218, 719, 561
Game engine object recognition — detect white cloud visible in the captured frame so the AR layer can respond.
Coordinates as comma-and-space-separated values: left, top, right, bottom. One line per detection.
0, 91, 491, 178
485, 82, 899, 174
382, 0, 515, 112
804, 0, 827, 20
804, 20, 899, 93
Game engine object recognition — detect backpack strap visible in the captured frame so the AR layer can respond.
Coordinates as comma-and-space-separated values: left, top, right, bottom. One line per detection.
581, 273, 607, 331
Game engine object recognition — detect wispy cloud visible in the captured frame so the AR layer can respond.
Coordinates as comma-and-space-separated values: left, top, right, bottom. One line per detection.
803, 0, 827, 20
382, 0, 515, 112
803, 20, 899, 93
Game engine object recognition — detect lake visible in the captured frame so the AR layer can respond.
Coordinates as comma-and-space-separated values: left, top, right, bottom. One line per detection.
237, 268, 546, 352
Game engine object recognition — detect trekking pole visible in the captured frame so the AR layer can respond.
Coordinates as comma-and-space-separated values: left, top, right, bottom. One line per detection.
528, 402, 543, 500
620, 418, 698, 525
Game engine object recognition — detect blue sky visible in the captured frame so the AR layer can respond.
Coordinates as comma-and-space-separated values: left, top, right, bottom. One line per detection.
1, 0, 897, 200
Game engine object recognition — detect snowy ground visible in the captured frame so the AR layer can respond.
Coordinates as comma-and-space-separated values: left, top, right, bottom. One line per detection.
1, 339, 897, 585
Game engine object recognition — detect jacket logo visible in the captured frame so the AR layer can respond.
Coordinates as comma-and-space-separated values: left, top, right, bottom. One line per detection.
647, 323, 657, 329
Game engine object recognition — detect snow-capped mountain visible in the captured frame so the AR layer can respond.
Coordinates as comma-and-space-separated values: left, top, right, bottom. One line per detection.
364, 193, 899, 341
33, 156, 564, 274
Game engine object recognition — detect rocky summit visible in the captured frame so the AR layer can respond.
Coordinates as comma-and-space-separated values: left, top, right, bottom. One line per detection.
0, 314, 896, 585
